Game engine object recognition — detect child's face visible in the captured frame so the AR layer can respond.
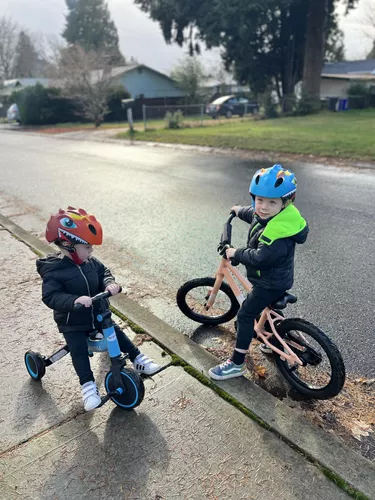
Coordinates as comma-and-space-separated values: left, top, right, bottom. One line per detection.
254, 196, 283, 219
75, 244, 94, 262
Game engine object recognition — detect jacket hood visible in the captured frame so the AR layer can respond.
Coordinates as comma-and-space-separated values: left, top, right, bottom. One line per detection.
36, 254, 73, 277
259, 204, 308, 246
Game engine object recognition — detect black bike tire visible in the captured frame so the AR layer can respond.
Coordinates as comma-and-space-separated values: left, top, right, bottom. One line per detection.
105, 368, 145, 410
24, 351, 46, 381
176, 277, 240, 325
274, 318, 346, 400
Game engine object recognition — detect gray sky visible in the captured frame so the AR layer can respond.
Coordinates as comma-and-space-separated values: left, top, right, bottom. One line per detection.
1, 0, 374, 75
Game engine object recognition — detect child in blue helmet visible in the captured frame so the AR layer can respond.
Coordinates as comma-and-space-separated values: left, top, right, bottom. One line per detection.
209, 164, 309, 381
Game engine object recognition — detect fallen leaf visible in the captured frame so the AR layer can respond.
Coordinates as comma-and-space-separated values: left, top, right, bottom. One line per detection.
354, 377, 367, 384
254, 364, 267, 378
351, 420, 373, 441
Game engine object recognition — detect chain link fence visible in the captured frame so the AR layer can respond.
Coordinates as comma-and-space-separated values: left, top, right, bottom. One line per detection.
141, 103, 258, 131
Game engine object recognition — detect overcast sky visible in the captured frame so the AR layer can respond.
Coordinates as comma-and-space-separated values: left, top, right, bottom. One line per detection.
1, 0, 374, 74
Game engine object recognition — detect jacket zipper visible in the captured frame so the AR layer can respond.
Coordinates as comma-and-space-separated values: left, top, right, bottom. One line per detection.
77, 265, 95, 329
66, 312, 70, 325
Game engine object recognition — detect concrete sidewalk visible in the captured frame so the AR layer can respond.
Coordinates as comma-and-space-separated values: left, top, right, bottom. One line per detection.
0, 222, 372, 499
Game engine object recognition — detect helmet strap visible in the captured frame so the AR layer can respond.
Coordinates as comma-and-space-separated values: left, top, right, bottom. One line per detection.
55, 241, 84, 265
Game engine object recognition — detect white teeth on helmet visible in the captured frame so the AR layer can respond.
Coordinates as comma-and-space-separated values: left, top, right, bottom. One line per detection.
58, 228, 88, 244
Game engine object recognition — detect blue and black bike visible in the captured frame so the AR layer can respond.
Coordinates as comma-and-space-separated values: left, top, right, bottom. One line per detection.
24, 290, 145, 410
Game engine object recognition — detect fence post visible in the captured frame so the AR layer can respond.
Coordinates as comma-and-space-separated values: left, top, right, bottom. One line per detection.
142, 104, 147, 131
200, 104, 204, 126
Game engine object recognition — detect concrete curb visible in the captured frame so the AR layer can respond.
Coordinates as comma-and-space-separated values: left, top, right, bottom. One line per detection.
1, 213, 374, 499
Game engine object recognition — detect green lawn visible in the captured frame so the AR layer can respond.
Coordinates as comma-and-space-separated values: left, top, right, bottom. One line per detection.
117, 109, 375, 161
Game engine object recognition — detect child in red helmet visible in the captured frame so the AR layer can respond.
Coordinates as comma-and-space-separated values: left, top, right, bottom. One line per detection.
37, 207, 161, 411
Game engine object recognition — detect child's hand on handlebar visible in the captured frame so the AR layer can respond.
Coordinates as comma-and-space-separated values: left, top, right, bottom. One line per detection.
226, 247, 236, 260
105, 283, 121, 296
230, 205, 241, 216
74, 296, 92, 308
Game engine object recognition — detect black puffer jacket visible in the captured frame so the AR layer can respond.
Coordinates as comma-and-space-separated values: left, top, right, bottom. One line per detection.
234, 204, 309, 291
36, 254, 116, 333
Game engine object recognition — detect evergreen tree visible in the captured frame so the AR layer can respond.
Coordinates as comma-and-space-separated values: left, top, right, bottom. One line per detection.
63, 0, 124, 66
13, 31, 39, 77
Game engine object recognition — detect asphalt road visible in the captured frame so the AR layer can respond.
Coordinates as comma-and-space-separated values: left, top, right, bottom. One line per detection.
1, 129, 374, 376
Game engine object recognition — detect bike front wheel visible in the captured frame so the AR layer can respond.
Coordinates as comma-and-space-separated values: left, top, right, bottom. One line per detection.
176, 277, 240, 325
105, 368, 145, 410
274, 318, 346, 400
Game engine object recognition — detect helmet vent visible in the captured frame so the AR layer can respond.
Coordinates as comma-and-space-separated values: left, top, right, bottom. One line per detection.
88, 224, 97, 235
255, 175, 260, 185
274, 178, 284, 188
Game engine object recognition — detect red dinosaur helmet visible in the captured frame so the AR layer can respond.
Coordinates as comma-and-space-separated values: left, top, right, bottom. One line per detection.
45, 206, 103, 246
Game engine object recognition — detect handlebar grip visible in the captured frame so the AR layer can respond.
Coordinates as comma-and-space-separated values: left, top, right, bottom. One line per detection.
73, 286, 123, 310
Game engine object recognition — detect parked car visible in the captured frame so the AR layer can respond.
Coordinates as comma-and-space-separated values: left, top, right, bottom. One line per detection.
7, 103, 20, 123
206, 95, 259, 119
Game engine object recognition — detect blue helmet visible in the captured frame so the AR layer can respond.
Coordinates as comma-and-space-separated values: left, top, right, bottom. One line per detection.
249, 164, 297, 201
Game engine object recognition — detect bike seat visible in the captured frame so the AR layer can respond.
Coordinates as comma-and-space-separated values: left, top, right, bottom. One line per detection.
270, 292, 297, 310
88, 330, 104, 340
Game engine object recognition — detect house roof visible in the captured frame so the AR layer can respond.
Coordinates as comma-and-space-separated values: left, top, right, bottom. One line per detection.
3, 78, 51, 89
321, 73, 375, 81
89, 64, 180, 86
111, 64, 178, 83
322, 59, 375, 75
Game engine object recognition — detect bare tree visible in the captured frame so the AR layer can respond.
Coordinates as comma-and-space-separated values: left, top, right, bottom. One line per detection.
0, 16, 19, 80
56, 44, 115, 127
358, 0, 375, 57
171, 56, 205, 103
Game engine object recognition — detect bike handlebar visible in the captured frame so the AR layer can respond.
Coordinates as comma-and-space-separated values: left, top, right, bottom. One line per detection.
73, 287, 122, 311
218, 211, 239, 265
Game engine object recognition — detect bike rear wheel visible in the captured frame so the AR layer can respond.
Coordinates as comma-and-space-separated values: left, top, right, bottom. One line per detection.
24, 351, 46, 381
177, 277, 240, 325
274, 318, 345, 400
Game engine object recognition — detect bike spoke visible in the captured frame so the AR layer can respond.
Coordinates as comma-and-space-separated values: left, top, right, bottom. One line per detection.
185, 286, 233, 319
282, 330, 333, 390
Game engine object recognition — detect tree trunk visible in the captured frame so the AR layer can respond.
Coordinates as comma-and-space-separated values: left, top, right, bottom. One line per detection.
302, 0, 327, 106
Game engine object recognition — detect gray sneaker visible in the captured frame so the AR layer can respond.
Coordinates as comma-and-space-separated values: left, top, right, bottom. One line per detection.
209, 359, 246, 380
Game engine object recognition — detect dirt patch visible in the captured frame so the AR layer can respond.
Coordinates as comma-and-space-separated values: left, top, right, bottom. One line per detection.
205, 330, 375, 463
34, 127, 97, 135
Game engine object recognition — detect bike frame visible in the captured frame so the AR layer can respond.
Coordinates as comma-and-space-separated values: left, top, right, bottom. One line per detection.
43, 293, 129, 404
207, 257, 303, 366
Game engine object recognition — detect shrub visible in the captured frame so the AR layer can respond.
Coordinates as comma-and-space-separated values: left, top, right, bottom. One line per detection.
106, 86, 131, 122
261, 93, 279, 119
11, 83, 81, 125
294, 91, 320, 116
347, 83, 371, 109
164, 110, 184, 129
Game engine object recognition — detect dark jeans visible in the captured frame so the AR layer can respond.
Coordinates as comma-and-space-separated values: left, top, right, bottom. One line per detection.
63, 324, 140, 385
235, 287, 285, 352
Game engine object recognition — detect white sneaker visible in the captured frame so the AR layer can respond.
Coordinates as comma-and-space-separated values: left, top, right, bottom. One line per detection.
81, 381, 101, 411
133, 353, 161, 375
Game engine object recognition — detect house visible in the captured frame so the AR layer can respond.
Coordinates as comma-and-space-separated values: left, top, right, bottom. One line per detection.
0, 78, 52, 97
320, 59, 375, 99
109, 64, 186, 101
1, 66, 185, 103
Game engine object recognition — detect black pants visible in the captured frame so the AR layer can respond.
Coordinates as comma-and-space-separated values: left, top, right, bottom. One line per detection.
63, 324, 141, 385
235, 287, 285, 352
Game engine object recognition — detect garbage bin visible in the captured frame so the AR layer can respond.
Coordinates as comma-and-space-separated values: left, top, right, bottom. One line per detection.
337, 98, 348, 111
328, 97, 338, 111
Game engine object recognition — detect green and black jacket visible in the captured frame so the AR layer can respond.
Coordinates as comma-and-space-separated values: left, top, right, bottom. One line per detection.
234, 204, 309, 290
